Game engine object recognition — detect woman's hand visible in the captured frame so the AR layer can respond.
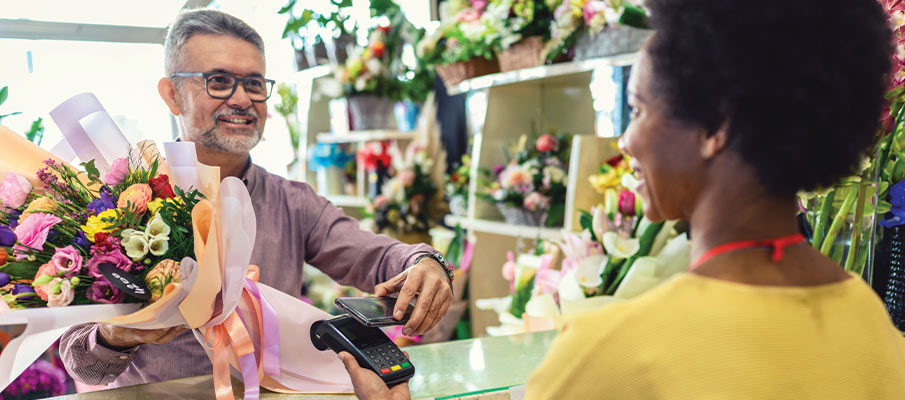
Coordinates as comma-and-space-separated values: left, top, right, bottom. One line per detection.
338, 351, 411, 400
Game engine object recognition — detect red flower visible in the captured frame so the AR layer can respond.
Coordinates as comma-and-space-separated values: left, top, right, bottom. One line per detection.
148, 175, 176, 199
370, 42, 386, 58
536, 134, 558, 153
605, 154, 624, 167
93, 232, 109, 244
377, 25, 391, 33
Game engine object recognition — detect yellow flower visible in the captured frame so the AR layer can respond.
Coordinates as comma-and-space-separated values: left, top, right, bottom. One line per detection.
18, 197, 58, 225
81, 209, 119, 242
147, 197, 184, 216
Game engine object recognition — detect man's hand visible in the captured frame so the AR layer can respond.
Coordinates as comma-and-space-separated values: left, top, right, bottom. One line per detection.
338, 351, 411, 400
97, 323, 187, 349
375, 258, 452, 337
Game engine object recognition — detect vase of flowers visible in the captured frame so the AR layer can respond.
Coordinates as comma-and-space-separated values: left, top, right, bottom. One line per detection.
496, 0, 554, 71
447, 154, 472, 217
357, 141, 393, 199
479, 132, 571, 227
369, 143, 447, 238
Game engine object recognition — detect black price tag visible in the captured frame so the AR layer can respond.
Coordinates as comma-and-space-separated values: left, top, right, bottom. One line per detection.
97, 263, 151, 301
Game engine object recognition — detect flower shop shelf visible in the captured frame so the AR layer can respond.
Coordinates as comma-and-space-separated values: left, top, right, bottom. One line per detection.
324, 194, 369, 208
446, 52, 640, 95
316, 130, 415, 144
445, 215, 562, 241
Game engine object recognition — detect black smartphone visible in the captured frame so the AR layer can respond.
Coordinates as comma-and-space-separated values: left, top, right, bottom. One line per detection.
334, 297, 414, 327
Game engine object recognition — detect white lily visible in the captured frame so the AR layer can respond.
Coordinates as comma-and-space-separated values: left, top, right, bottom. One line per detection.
591, 205, 607, 242
557, 269, 587, 302
574, 255, 606, 288
123, 234, 150, 261
602, 231, 640, 259
145, 213, 171, 239
621, 173, 640, 195
149, 237, 169, 257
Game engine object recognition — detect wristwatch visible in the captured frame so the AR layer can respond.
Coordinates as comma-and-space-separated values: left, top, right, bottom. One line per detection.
413, 253, 454, 286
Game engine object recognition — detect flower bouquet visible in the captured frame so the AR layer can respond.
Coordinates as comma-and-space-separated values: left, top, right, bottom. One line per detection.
478, 132, 571, 227
495, 0, 555, 71
446, 154, 472, 217
338, 26, 400, 130
0, 93, 355, 398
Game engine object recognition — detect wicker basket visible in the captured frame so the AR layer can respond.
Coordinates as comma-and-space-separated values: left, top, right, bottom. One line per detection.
573, 25, 654, 61
436, 57, 500, 87
347, 95, 397, 130
498, 36, 546, 72
496, 203, 546, 226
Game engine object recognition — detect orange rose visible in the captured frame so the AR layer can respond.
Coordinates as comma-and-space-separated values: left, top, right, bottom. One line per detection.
117, 184, 153, 214
18, 197, 58, 225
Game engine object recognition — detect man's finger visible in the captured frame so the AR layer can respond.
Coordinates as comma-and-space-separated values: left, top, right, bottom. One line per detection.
374, 273, 405, 297
425, 296, 452, 335
394, 269, 423, 321
149, 327, 185, 345
417, 289, 449, 335
405, 277, 438, 336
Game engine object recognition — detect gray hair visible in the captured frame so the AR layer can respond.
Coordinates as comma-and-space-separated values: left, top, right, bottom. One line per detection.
164, 9, 265, 75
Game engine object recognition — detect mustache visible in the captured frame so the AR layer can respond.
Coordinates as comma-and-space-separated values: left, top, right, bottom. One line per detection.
212, 108, 259, 122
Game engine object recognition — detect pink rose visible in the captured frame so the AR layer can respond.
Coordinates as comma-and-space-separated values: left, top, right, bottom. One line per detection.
86, 249, 133, 279
457, 9, 481, 24
103, 157, 129, 186
618, 189, 636, 216
470, 0, 487, 12
583, 0, 607, 25
117, 183, 152, 214
0, 173, 32, 211
536, 134, 558, 153
51, 245, 83, 277
47, 278, 74, 307
32, 263, 59, 301
13, 213, 62, 260
399, 169, 416, 187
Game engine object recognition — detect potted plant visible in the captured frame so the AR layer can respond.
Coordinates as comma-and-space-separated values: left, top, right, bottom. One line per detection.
279, 0, 355, 70
418, 0, 503, 87
447, 154, 472, 217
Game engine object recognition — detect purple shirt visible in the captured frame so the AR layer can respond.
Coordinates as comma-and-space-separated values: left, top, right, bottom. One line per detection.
59, 162, 434, 387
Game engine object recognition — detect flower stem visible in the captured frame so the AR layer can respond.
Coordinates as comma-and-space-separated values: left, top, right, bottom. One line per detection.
812, 190, 835, 249
844, 181, 869, 272
820, 186, 858, 256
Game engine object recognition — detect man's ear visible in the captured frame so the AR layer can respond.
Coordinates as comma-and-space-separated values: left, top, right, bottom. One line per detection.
158, 77, 182, 116
700, 120, 729, 160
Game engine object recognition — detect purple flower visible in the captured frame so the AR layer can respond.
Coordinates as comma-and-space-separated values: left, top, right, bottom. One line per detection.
51, 245, 84, 276
0, 224, 15, 247
7, 209, 21, 229
12, 283, 35, 300
87, 278, 124, 304
0, 272, 10, 286
86, 249, 133, 278
87, 189, 116, 216
73, 230, 89, 249
493, 164, 506, 177
5, 359, 67, 397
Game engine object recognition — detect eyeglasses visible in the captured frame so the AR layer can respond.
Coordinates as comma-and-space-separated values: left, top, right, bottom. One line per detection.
170, 72, 275, 102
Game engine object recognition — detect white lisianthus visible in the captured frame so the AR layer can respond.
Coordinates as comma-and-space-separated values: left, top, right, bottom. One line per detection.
149, 237, 169, 257
602, 231, 640, 259
47, 279, 74, 307
123, 234, 150, 261
145, 213, 171, 239
574, 255, 606, 288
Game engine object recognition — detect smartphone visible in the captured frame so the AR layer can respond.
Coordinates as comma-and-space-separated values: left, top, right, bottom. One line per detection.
335, 297, 414, 327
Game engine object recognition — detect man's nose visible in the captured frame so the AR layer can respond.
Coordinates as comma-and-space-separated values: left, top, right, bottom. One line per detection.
226, 81, 253, 109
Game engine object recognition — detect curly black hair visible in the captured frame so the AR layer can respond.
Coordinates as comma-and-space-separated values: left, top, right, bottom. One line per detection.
644, 0, 893, 196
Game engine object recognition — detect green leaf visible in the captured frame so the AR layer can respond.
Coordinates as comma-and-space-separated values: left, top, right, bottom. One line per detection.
24, 117, 44, 145
277, 0, 296, 14
0, 86, 7, 107
0, 260, 43, 280
80, 160, 101, 181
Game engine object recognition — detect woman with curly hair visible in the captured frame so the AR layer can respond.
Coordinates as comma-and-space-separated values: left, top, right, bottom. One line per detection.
340, 0, 905, 398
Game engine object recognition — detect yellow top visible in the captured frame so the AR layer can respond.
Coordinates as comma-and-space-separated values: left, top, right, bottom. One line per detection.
525, 273, 905, 400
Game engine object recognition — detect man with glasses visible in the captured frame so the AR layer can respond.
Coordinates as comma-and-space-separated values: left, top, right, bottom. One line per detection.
58, 9, 453, 389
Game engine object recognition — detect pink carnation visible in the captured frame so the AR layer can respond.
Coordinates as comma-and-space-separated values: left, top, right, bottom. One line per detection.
583, 0, 608, 25
13, 213, 62, 260
102, 157, 129, 186
0, 172, 32, 211
117, 183, 152, 214
535, 134, 558, 153
51, 245, 84, 277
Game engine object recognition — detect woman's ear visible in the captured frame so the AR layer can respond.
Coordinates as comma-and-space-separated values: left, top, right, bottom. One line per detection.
700, 121, 729, 160
158, 78, 182, 116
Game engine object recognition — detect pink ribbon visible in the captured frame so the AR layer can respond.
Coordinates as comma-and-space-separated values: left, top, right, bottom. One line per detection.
243, 278, 281, 377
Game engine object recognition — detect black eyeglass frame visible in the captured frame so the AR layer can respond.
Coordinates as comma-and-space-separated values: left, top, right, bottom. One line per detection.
170, 72, 276, 102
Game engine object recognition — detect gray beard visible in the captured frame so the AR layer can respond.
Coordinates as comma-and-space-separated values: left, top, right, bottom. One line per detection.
193, 122, 262, 154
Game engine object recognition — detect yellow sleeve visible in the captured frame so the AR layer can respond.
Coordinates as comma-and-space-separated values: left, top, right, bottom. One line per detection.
524, 305, 650, 400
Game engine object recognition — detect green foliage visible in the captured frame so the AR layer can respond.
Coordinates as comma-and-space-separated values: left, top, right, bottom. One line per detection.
579, 209, 597, 242
509, 275, 535, 318
0, 260, 43, 281
157, 186, 203, 261
0, 86, 22, 123
274, 83, 301, 152
25, 117, 44, 145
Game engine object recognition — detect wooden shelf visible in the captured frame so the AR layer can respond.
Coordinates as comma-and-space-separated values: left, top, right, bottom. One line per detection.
445, 215, 562, 241
446, 52, 640, 95
316, 130, 415, 144
324, 195, 369, 208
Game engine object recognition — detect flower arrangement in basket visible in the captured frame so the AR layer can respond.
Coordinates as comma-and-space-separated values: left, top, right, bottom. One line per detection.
494, 0, 555, 71
0, 154, 199, 310
543, 0, 651, 62
369, 143, 445, 239
418, 0, 507, 86
446, 154, 472, 217
478, 132, 571, 227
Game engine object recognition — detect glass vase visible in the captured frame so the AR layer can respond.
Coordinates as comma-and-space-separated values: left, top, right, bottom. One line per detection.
807, 181, 880, 277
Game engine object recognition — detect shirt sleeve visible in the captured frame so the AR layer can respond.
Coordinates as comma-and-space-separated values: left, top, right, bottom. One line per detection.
58, 323, 139, 385
298, 182, 435, 292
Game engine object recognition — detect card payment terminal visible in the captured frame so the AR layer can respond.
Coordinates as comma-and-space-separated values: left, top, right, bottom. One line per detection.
311, 314, 415, 386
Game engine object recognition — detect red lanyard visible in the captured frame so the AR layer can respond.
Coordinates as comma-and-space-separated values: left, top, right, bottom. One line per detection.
689, 233, 806, 271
